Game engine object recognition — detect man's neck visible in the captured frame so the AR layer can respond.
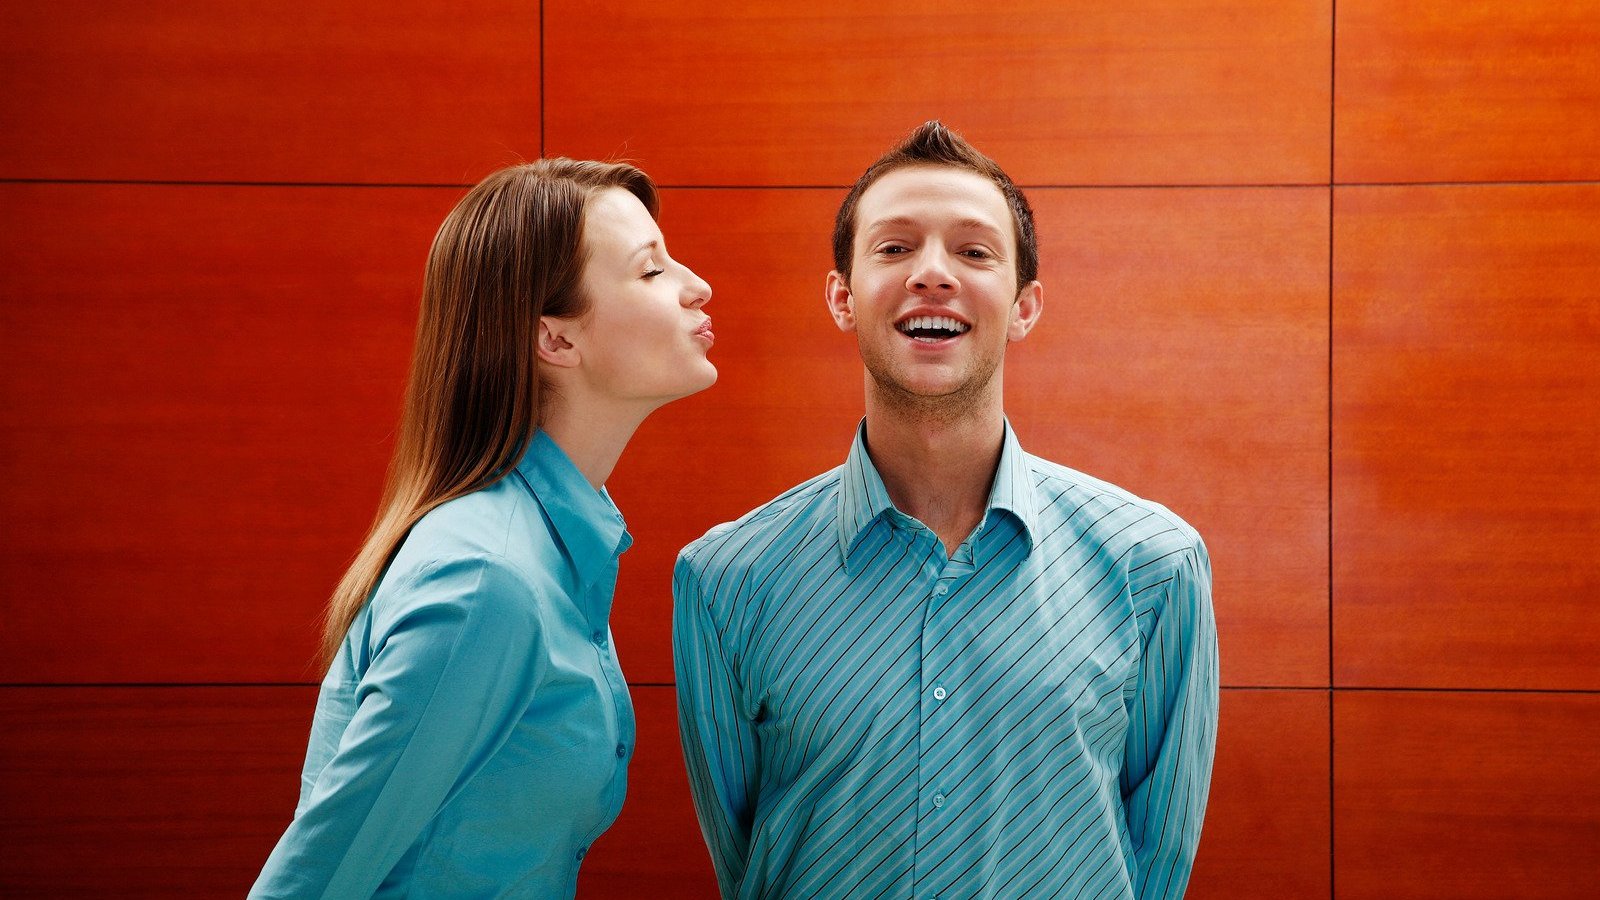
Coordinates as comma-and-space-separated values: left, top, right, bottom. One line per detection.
863, 388, 1006, 557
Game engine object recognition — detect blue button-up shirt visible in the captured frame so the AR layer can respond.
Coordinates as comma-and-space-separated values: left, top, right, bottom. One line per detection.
674, 421, 1218, 899
253, 431, 635, 899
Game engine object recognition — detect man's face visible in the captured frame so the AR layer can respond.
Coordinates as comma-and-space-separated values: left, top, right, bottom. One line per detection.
826, 165, 1042, 407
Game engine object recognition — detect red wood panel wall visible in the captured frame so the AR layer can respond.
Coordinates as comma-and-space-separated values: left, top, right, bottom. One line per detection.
3, 0, 1597, 896
1333, 184, 1600, 691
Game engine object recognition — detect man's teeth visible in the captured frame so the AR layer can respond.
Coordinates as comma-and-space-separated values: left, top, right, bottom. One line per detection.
896, 315, 970, 337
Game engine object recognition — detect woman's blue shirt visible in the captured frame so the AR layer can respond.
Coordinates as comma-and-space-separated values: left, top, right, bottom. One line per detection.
251, 431, 635, 898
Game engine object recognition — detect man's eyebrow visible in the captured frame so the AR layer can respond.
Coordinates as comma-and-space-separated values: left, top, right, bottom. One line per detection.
863, 216, 1006, 238
630, 240, 658, 258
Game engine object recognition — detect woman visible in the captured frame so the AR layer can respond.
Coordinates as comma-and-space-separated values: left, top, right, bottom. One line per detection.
251, 159, 715, 898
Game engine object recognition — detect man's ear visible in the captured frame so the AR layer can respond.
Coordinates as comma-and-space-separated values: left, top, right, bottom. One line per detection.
1008, 280, 1043, 342
825, 271, 856, 333
536, 315, 582, 368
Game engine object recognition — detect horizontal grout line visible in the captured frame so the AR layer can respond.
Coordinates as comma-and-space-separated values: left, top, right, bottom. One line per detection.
0, 178, 472, 189
658, 183, 1333, 191
0, 682, 323, 688
4, 178, 1597, 191
1330, 685, 1600, 695
1335, 179, 1600, 188
3, 682, 1597, 695
1222, 685, 1330, 691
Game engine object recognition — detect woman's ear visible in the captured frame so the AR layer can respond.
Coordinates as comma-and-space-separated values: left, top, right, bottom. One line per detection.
536, 316, 582, 368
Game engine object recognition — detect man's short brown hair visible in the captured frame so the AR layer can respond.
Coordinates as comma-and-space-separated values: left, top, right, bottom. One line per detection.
831, 121, 1038, 292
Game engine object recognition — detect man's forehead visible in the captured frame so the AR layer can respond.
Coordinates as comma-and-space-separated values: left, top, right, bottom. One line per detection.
861, 214, 1007, 239
856, 166, 1013, 239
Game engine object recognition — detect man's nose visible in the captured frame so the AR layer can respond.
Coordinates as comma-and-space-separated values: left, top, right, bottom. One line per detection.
905, 248, 959, 296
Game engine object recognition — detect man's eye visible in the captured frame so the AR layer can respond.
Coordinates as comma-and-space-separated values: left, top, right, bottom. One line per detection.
879, 245, 909, 255
643, 267, 664, 278
962, 249, 992, 259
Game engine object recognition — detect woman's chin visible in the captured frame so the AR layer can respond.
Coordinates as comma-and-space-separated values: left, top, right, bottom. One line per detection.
679, 362, 718, 398
637, 363, 718, 408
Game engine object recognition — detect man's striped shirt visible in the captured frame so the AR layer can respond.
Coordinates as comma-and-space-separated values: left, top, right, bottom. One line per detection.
673, 421, 1218, 899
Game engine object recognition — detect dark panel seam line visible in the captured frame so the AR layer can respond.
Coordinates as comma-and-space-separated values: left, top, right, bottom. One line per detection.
3, 683, 1596, 694
6, 179, 1594, 191
0, 179, 472, 189
538, 0, 545, 158
1329, 4, 1338, 892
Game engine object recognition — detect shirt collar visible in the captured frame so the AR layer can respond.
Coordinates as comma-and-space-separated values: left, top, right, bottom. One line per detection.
514, 430, 632, 590
837, 418, 1039, 571
837, 420, 899, 570
986, 419, 1040, 556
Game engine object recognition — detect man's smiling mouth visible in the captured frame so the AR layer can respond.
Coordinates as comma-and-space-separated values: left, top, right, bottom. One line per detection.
895, 315, 970, 343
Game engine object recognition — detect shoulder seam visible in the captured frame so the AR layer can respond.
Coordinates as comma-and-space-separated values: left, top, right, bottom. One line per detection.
1027, 455, 1201, 545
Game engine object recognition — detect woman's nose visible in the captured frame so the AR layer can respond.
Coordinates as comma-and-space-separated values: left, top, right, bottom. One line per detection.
682, 266, 711, 308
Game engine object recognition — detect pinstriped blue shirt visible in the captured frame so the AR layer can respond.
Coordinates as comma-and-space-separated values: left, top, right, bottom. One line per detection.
674, 421, 1218, 899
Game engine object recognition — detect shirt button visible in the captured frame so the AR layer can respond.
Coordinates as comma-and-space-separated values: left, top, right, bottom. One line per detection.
932, 792, 945, 808
592, 630, 606, 646
932, 685, 947, 701
615, 742, 627, 758
933, 584, 948, 596
576, 846, 588, 860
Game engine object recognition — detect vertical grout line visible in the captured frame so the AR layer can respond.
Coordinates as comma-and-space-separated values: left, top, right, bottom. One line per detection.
1329, 686, 1336, 899
1328, 2, 1338, 897
539, 0, 546, 158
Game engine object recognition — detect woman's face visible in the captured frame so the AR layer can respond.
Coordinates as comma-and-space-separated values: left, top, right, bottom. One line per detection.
570, 187, 716, 406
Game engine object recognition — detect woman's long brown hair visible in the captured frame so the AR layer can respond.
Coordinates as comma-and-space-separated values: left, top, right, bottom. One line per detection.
318, 159, 659, 669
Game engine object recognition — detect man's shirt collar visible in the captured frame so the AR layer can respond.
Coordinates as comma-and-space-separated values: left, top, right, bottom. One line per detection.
515, 430, 633, 590
837, 418, 1039, 571
837, 421, 899, 569
987, 419, 1040, 555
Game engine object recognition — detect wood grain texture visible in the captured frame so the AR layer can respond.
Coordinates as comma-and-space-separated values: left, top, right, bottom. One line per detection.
0, 686, 313, 896
1333, 185, 1600, 689
0, 686, 1325, 899
1189, 689, 1330, 899
0, 182, 463, 683
607, 188, 1329, 688
0, 1, 538, 184
1016, 187, 1330, 687
1335, 691, 1600, 899
544, 0, 1331, 187
605, 188, 864, 684
579, 686, 718, 896
1335, 0, 1600, 183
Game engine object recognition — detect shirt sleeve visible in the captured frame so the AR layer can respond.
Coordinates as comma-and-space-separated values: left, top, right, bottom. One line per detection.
672, 551, 760, 899
250, 553, 543, 899
1120, 540, 1220, 900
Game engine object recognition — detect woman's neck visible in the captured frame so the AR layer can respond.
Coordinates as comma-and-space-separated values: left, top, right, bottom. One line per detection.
538, 396, 650, 491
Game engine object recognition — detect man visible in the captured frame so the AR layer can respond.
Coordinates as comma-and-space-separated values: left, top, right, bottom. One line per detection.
674, 121, 1218, 899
